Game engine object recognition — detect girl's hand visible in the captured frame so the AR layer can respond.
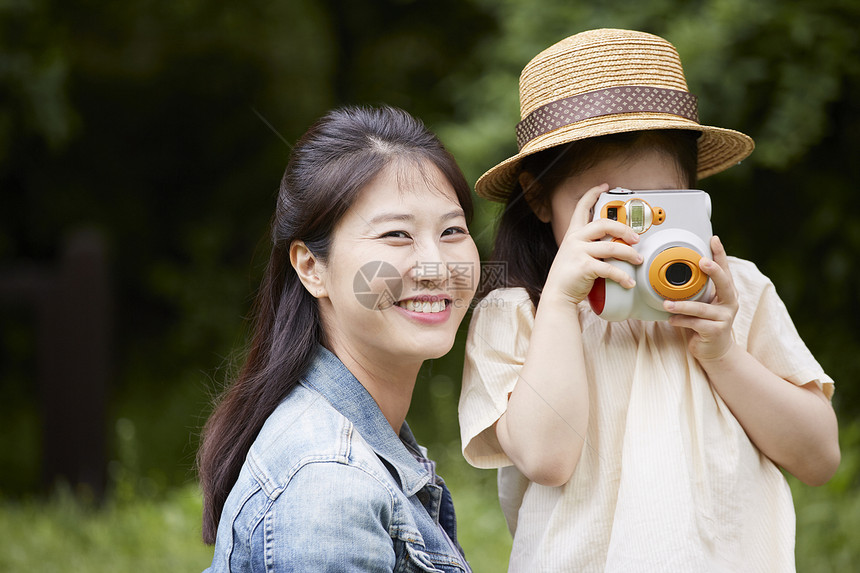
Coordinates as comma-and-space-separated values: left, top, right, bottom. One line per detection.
544, 184, 644, 304
663, 235, 739, 361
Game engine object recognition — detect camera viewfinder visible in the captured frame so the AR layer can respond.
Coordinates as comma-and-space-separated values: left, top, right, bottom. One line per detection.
607, 207, 617, 221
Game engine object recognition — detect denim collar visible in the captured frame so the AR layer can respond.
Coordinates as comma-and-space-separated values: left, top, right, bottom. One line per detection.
301, 345, 431, 497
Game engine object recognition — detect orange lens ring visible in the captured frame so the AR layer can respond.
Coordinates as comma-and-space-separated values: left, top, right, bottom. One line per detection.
648, 247, 708, 300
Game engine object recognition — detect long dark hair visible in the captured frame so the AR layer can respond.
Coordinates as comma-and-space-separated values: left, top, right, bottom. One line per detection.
489, 130, 699, 306
197, 105, 474, 544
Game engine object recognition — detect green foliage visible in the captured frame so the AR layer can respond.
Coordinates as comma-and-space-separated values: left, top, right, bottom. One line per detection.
2, 0, 859, 568
0, 484, 213, 572
0, 0, 76, 154
0, 0, 494, 499
791, 420, 860, 571
444, 467, 513, 572
2, 421, 859, 571
0, 415, 212, 571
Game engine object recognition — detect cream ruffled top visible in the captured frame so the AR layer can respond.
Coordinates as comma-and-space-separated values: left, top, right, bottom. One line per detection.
459, 257, 833, 572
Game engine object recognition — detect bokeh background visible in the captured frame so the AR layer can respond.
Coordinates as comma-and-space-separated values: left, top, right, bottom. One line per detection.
2, 0, 859, 570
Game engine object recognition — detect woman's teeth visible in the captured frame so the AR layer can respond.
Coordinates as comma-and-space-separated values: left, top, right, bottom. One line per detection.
398, 299, 449, 313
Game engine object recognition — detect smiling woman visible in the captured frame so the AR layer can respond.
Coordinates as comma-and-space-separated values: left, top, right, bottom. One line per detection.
197, 106, 478, 572
308, 161, 477, 383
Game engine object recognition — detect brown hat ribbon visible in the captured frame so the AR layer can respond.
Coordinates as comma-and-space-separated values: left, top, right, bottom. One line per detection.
516, 85, 699, 150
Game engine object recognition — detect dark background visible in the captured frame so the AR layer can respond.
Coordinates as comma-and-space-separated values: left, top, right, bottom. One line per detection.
2, 0, 858, 505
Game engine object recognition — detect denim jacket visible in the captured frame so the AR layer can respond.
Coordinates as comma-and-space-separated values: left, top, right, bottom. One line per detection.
205, 346, 471, 572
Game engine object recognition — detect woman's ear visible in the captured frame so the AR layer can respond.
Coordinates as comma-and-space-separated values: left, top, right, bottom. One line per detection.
518, 171, 552, 223
289, 240, 327, 298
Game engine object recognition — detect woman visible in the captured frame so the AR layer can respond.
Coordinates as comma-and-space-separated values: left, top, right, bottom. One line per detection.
199, 105, 478, 572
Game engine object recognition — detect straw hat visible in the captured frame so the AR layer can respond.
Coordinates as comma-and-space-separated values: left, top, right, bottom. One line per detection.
476, 28, 755, 202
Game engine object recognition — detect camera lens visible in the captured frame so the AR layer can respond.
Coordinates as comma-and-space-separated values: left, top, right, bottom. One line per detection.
651, 247, 708, 301
665, 262, 693, 286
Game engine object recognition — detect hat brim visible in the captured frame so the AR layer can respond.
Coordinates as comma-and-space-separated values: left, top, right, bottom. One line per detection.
475, 113, 754, 202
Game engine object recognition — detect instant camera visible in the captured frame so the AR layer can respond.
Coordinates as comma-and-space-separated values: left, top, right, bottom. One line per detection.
587, 188, 713, 321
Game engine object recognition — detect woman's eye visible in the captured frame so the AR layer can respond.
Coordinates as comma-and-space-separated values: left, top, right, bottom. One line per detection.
442, 226, 468, 237
381, 230, 411, 240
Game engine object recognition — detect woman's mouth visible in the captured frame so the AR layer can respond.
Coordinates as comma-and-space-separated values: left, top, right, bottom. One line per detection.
396, 299, 451, 314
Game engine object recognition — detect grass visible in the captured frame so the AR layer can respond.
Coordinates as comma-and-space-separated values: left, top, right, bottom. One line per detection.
1, 423, 857, 572
0, 484, 213, 572
0, 470, 509, 573
791, 420, 860, 572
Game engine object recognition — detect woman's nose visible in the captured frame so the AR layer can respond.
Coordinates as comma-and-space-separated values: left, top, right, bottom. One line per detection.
407, 243, 448, 285
411, 260, 446, 283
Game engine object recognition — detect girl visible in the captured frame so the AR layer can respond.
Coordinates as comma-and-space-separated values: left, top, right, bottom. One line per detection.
458, 29, 839, 572
200, 105, 478, 572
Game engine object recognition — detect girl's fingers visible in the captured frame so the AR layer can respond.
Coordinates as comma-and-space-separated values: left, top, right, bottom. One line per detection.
572, 217, 641, 246
711, 234, 729, 265
598, 261, 637, 289
665, 298, 732, 322
699, 236, 738, 306
570, 183, 609, 230
586, 240, 643, 266
573, 257, 637, 290
566, 183, 642, 244
666, 314, 722, 337
710, 236, 734, 284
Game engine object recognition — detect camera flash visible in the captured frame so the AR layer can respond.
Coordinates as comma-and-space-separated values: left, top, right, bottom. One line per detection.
630, 204, 645, 233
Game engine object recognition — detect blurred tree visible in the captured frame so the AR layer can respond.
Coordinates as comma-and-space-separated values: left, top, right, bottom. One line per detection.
1, 0, 857, 498
1, 0, 338, 492
1, 4, 857, 570
0, 0, 495, 494
0, 0, 76, 157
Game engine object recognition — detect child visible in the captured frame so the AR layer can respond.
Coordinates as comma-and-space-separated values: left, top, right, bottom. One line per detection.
458, 29, 839, 572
